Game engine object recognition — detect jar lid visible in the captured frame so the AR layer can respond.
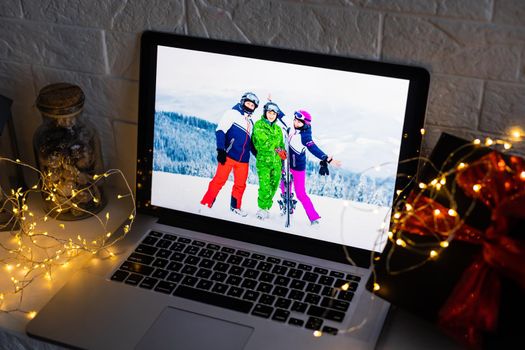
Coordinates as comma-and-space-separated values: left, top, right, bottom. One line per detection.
36, 83, 85, 116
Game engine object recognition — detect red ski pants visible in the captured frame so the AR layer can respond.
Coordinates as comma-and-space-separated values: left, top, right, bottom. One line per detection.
201, 157, 249, 209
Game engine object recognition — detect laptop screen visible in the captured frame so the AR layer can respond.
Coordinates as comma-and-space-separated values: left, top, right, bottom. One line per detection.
145, 40, 426, 254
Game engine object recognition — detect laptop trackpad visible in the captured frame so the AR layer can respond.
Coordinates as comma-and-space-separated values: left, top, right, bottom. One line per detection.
135, 307, 254, 350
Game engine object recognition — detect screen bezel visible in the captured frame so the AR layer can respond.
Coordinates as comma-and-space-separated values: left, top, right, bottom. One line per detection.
137, 30, 429, 268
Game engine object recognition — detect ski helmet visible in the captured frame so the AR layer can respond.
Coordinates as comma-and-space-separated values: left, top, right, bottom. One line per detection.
294, 110, 312, 125
240, 92, 259, 113
263, 102, 282, 119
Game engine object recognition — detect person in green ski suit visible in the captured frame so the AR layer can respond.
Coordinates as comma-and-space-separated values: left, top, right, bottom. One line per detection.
252, 101, 287, 220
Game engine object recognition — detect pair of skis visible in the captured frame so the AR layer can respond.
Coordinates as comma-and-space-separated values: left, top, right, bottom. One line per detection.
277, 124, 297, 228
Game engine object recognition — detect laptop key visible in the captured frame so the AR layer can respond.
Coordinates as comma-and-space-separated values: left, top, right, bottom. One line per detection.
148, 231, 163, 237
240, 279, 257, 290
259, 294, 275, 306
302, 272, 319, 283
305, 317, 323, 330
213, 252, 228, 261
162, 233, 177, 240
321, 297, 350, 312
185, 255, 200, 265
156, 239, 172, 249
288, 290, 305, 301
170, 242, 186, 252
272, 265, 288, 275
307, 305, 345, 322
322, 326, 338, 336
120, 261, 154, 276
334, 279, 352, 288
243, 290, 260, 301
289, 318, 304, 327
198, 249, 214, 258
275, 276, 290, 286
256, 283, 272, 294
139, 277, 158, 289
206, 243, 220, 250
142, 236, 158, 246
282, 260, 296, 268
199, 259, 215, 269
152, 269, 169, 279
306, 283, 322, 294
167, 272, 183, 283
196, 279, 213, 290
125, 276, 143, 287
156, 249, 172, 259
256, 262, 272, 272
128, 253, 155, 265
184, 246, 200, 255
110, 270, 129, 282
181, 265, 198, 275
174, 285, 253, 313
212, 283, 228, 294
154, 281, 176, 294
305, 293, 321, 305
166, 261, 183, 272
241, 259, 257, 268
347, 274, 361, 282
227, 255, 243, 265
290, 279, 306, 290
251, 253, 265, 260
271, 286, 289, 297
225, 275, 242, 286
214, 262, 230, 272
259, 272, 275, 283
298, 264, 312, 271
330, 271, 345, 278
135, 244, 158, 256
313, 267, 328, 275
211, 272, 227, 282
272, 309, 290, 322
291, 302, 308, 313
170, 252, 186, 262
192, 240, 206, 247
227, 286, 244, 298
152, 258, 169, 268
267, 257, 281, 264
287, 269, 303, 279
275, 298, 292, 309
244, 269, 259, 279
318, 276, 335, 286
221, 247, 235, 254
196, 268, 212, 279
338, 291, 354, 301
181, 276, 198, 287
177, 237, 191, 244
235, 250, 250, 257
228, 266, 244, 276
252, 304, 273, 318
322, 287, 337, 297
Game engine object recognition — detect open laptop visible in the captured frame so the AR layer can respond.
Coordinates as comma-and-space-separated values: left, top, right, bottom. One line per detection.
26, 31, 429, 349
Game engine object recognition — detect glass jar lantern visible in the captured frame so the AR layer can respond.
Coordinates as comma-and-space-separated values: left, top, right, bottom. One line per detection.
33, 83, 106, 220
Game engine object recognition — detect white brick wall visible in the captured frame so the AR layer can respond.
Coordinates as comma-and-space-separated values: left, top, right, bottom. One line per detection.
0, 0, 524, 187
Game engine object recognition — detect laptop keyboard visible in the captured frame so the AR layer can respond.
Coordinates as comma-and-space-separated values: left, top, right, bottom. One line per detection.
110, 230, 361, 336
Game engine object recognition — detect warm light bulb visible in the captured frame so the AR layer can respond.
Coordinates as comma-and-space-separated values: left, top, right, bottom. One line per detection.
457, 162, 466, 170
313, 330, 323, 337
485, 138, 494, 146
418, 182, 427, 189
433, 209, 441, 216
473, 139, 481, 145
503, 142, 512, 150
472, 184, 482, 192
430, 250, 438, 258
448, 209, 458, 217
396, 239, 406, 247
373, 283, 381, 291
440, 241, 449, 248
420, 128, 426, 135
27, 311, 37, 319
341, 283, 349, 291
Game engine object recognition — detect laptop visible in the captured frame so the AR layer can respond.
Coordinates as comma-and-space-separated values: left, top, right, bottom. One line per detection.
26, 31, 429, 349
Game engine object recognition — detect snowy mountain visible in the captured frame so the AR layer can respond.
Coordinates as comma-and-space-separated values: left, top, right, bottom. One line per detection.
153, 111, 396, 206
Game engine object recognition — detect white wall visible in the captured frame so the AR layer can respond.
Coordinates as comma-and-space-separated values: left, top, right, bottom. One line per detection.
0, 0, 524, 187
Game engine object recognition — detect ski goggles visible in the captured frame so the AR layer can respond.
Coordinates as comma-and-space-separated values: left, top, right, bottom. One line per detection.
242, 92, 259, 106
294, 111, 311, 123
265, 103, 280, 114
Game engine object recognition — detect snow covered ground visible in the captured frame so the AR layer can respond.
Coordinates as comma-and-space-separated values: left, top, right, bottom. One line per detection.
151, 171, 390, 252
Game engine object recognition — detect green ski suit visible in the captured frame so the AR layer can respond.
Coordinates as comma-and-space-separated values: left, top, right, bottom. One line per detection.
252, 118, 285, 210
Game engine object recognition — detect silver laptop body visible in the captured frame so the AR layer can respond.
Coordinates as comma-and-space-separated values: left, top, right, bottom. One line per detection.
27, 31, 429, 350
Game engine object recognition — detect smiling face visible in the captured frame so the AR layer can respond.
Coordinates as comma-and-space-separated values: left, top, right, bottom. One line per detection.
266, 110, 277, 122
244, 101, 255, 112
294, 118, 305, 129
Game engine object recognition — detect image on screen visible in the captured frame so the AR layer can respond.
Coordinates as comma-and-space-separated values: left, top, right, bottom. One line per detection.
151, 46, 410, 252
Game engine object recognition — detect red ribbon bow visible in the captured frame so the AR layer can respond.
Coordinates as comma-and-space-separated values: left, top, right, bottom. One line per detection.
396, 151, 525, 349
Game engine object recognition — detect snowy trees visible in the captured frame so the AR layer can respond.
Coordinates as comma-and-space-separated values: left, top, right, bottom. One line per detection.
153, 111, 394, 206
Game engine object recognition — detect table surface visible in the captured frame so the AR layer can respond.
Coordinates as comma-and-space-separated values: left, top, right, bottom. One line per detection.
0, 189, 462, 350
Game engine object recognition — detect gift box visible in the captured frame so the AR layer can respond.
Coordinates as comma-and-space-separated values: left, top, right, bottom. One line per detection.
367, 132, 525, 349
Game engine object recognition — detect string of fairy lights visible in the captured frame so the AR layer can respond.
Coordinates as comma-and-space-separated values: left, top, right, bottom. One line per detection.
0, 157, 135, 318
0, 127, 523, 339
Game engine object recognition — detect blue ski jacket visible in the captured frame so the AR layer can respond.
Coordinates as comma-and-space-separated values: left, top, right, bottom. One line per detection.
288, 124, 327, 171
215, 103, 255, 163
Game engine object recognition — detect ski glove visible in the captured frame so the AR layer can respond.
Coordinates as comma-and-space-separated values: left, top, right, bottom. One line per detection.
275, 148, 287, 160
217, 149, 227, 165
319, 158, 330, 176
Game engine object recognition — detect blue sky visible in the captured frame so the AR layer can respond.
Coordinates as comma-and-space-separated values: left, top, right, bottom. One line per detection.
155, 46, 410, 177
